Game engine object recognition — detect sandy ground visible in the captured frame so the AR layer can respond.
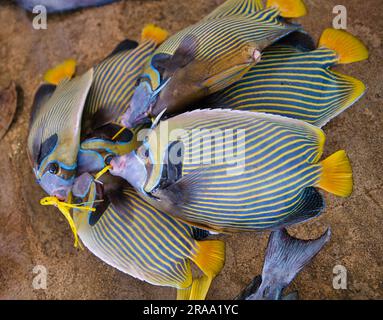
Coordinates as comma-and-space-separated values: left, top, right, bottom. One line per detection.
0, 0, 382, 300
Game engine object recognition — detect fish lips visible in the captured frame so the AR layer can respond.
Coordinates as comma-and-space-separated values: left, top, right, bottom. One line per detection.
39, 171, 74, 201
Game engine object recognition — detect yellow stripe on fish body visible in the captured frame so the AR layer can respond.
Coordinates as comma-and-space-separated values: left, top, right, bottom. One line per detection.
144, 6, 301, 91
203, 29, 367, 127
203, 0, 264, 20
142, 109, 352, 232
73, 187, 225, 298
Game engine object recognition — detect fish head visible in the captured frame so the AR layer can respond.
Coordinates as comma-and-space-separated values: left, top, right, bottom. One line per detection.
72, 172, 109, 227
35, 159, 75, 201
109, 150, 148, 193
150, 40, 261, 117
121, 79, 154, 128
27, 69, 94, 201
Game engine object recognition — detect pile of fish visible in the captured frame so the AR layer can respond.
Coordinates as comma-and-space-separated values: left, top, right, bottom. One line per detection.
24, 0, 368, 300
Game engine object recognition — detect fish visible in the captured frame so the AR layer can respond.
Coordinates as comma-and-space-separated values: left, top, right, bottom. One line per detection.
235, 227, 331, 300
201, 28, 368, 127
110, 109, 353, 232
27, 69, 93, 201
80, 24, 169, 161
82, 24, 168, 134
71, 178, 225, 300
121, 0, 307, 128
0, 81, 18, 141
16, 0, 121, 13
28, 25, 168, 200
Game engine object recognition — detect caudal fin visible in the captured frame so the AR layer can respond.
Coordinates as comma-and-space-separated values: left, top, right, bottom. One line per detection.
188, 240, 225, 300
262, 228, 331, 289
266, 0, 307, 18
141, 24, 169, 45
319, 28, 369, 64
318, 150, 353, 197
44, 59, 76, 85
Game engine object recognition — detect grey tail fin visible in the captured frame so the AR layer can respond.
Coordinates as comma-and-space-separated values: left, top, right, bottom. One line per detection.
262, 228, 331, 289
282, 291, 299, 300
234, 275, 262, 300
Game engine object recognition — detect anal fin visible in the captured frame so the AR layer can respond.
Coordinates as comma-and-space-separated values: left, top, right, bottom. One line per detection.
273, 187, 325, 229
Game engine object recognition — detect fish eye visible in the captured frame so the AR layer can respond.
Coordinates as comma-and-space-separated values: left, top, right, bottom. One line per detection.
48, 162, 59, 174
104, 154, 114, 165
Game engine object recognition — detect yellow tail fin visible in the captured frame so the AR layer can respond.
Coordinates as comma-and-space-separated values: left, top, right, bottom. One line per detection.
44, 59, 76, 85
266, 0, 307, 18
189, 276, 213, 300
141, 24, 169, 45
319, 28, 369, 64
318, 150, 353, 197
193, 240, 225, 278
177, 287, 192, 300
187, 240, 225, 300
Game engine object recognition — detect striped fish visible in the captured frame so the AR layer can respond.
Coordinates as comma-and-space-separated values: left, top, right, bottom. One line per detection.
73, 183, 225, 300
27, 69, 93, 200
78, 25, 169, 167
122, 0, 307, 128
201, 28, 368, 127
110, 109, 353, 232
69, 26, 224, 299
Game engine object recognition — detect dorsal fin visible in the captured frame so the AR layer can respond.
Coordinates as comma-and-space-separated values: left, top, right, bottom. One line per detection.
29, 84, 56, 128
107, 39, 139, 58
275, 30, 315, 51
152, 35, 198, 75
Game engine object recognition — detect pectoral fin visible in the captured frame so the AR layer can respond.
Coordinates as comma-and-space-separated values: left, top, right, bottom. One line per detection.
154, 168, 204, 206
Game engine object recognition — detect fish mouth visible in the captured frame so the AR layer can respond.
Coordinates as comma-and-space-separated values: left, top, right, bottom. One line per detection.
51, 187, 70, 201
109, 152, 148, 192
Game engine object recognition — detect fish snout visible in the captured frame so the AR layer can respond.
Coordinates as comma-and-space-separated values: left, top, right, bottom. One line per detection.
52, 187, 70, 201
110, 155, 127, 174
122, 81, 154, 128
109, 152, 147, 191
